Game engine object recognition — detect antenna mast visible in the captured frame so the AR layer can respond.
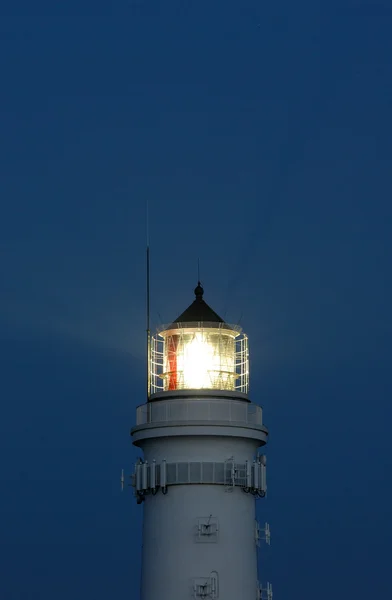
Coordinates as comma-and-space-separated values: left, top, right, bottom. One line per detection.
146, 202, 151, 400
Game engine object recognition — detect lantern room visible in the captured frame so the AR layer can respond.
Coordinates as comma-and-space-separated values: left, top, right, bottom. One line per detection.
150, 283, 249, 396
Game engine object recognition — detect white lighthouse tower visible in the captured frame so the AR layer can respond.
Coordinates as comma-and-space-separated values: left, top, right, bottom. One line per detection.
130, 283, 271, 600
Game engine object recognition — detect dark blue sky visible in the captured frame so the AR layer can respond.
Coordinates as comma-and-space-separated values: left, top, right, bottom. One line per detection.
1, 1, 391, 598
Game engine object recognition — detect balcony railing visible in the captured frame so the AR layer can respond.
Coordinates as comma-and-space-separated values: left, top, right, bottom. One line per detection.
135, 398, 263, 427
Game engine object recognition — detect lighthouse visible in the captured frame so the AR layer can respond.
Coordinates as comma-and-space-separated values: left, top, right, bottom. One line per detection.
130, 283, 271, 600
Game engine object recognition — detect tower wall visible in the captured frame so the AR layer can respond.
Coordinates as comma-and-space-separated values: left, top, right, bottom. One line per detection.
132, 393, 268, 600
140, 484, 258, 600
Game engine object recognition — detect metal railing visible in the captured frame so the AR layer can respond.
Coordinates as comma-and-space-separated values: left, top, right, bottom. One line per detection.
132, 457, 267, 502
135, 398, 262, 427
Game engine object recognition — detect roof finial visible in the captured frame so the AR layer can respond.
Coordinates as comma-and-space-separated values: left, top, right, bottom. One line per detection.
194, 281, 204, 301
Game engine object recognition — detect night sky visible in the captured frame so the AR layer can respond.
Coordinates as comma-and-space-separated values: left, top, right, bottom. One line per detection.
1, 1, 392, 599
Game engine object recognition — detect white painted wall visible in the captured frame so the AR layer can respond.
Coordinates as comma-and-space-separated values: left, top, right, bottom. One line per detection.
140, 435, 260, 463
140, 484, 258, 600
132, 393, 267, 600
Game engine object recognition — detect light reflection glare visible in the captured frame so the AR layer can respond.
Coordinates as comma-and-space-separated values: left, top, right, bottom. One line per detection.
151, 326, 249, 394
174, 330, 236, 390
177, 332, 216, 389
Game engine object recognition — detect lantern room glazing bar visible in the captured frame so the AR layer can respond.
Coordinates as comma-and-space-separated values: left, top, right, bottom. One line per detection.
149, 324, 249, 396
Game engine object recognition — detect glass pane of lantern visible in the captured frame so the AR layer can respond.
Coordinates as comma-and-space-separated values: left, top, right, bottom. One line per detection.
164, 328, 237, 391
151, 326, 249, 396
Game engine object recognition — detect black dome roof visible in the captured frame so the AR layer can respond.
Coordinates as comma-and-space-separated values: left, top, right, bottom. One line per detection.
172, 282, 225, 325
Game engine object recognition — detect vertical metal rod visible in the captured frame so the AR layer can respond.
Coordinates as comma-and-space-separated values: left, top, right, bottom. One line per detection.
146, 201, 151, 400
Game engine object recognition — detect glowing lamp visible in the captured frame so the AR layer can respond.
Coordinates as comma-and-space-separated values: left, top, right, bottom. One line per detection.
150, 283, 249, 394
